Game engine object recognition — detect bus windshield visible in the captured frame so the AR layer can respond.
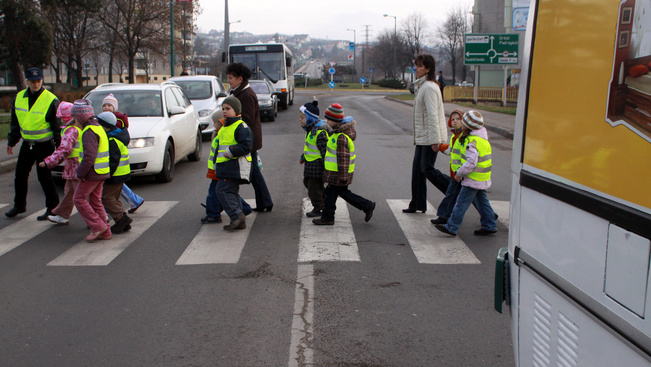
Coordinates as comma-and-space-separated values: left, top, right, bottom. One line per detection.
232, 52, 285, 81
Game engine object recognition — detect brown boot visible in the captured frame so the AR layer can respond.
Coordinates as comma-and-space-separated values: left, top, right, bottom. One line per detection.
223, 213, 246, 230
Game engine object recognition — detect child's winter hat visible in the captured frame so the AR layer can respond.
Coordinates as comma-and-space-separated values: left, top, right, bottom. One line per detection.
300, 105, 321, 131
324, 103, 344, 122
70, 99, 95, 124
462, 110, 484, 130
302, 100, 319, 116
102, 93, 119, 110
56, 101, 74, 124
222, 96, 242, 115
211, 109, 224, 124
97, 111, 117, 129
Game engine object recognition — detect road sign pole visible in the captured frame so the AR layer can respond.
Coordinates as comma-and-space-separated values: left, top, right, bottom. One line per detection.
503, 65, 507, 107
474, 65, 479, 105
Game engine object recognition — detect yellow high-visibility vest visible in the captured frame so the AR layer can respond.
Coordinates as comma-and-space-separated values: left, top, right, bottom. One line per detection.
79, 125, 110, 175
216, 119, 252, 164
303, 130, 326, 162
460, 135, 492, 181
109, 137, 130, 177
450, 135, 463, 172
14, 89, 57, 142
208, 134, 218, 170
324, 133, 355, 173
63, 125, 82, 158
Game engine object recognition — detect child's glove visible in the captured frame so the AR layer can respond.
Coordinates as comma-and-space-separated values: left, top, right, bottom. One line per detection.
223, 147, 233, 159
206, 169, 217, 180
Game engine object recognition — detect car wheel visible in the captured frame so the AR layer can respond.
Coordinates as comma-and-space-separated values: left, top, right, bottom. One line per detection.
187, 130, 202, 162
155, 140, 175, 183
268, 111, 275, 122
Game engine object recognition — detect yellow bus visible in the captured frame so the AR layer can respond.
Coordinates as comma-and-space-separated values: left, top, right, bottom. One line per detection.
495, 0, 651, 365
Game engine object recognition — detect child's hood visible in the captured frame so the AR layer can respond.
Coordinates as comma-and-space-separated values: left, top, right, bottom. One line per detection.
448, 108, 464, 128
470, 126, 488, 140
334, 120, 356, 140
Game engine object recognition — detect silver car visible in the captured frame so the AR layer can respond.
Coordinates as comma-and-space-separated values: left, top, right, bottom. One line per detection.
169, 75, 228, 139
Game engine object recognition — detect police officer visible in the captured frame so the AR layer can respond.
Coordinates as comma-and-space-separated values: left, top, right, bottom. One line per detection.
5, 67, 61, 219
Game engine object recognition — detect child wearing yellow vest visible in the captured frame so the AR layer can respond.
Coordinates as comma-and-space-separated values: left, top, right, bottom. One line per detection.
71, 100, 111, 241
434, 111, 498, 236
38, 102, 81, 225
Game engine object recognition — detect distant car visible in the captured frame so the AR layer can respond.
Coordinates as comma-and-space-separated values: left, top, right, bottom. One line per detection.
455, 81, 474, 87
408, 83, 414, 94
82, 82, 203, 183
169, 75, 228, 139
249, 79, 279, 122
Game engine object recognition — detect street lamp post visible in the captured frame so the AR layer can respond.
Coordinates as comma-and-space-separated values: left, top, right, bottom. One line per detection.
383, 14, 397, 78
346, 28, 356, 76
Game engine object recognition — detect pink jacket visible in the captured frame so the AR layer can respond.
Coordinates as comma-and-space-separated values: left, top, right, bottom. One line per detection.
456, 127, 492, 190
43, 124, 80, 180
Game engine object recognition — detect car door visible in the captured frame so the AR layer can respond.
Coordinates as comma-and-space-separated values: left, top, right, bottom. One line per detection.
164, 87, 191, 159
171, 86, 199, 156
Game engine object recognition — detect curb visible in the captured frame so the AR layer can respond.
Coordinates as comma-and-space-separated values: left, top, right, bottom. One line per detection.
0, 157, 16, 174
384, 96, 514, 140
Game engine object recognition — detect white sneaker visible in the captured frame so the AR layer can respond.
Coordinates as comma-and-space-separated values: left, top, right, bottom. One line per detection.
48, 215, 69, 225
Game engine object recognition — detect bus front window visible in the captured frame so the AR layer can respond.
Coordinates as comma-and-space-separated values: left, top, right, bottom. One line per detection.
257, 52, 284, 81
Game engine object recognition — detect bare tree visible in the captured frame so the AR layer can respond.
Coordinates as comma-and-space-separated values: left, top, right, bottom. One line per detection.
401, 12, 428, 60
367, 29, 394, 78
437, 7, 471, 85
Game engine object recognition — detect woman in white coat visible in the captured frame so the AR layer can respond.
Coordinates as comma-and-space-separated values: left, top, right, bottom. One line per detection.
403, 54, 449, 213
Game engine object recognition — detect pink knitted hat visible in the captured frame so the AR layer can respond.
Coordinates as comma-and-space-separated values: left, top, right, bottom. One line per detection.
56, 101, 74, 124
70, 99, 95, 124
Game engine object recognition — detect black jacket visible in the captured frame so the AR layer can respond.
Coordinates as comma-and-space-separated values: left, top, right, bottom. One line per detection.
105, 127, 131, 184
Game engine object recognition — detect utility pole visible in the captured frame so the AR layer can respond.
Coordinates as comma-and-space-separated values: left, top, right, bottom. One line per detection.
346, 28, 356, 75
224, 0, 229, 63
384, 14, 397, 78
362, 25, 371, 78
170, 0, 175, 77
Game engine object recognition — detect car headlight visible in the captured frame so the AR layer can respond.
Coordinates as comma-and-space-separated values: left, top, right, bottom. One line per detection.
129, 137, 155, 148
198, 109, 213, 117
259, 100, 272, 107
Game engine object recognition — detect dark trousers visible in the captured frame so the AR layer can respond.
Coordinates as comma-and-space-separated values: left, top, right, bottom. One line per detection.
206, 179, 251, 219
408, 145, 450, 211
14, 140, 59, 210
303, 177, 325, 211
215, 178, 242, 221
322, 184, 373, 221
250, 151, 273, 209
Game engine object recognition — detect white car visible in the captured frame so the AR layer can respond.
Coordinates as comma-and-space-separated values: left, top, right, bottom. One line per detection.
84, 82, 203, 183
168, 75, 228, 139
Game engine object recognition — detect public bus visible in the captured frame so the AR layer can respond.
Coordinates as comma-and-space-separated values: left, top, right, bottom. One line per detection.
494, 0, 651, 365
228, 43, 295, 110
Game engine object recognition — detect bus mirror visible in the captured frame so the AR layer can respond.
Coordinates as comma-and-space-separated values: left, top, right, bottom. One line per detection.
221, 52, 226, 63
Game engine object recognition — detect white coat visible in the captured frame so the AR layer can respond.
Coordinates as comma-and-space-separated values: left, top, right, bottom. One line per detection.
412, 77, 447, 146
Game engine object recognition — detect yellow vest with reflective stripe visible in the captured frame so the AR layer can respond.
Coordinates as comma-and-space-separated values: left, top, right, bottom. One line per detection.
324, 133, 355, 173
460, 135, 492, 181
14, 89, 57, 142
216, 119, 252, 164
303, 130, 326, 162
63, 125, 82, 158
208, 134, 218, 170
110, 137, 130, 177
449, 135, 463, 172
78, 125, 110, 175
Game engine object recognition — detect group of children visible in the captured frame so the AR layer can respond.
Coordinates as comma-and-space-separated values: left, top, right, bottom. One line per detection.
39, 95, 144, 241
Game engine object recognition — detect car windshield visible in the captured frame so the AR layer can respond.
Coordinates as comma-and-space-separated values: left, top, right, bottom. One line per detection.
87, 90, 163, 117
173, 81, 213, 100
250, 82, 270, 95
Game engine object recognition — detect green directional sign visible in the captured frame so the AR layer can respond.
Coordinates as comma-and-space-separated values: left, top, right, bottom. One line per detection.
464, 34, 519, 65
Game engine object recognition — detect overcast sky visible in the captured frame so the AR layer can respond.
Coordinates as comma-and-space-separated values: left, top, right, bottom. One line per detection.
195, 0, 471, 43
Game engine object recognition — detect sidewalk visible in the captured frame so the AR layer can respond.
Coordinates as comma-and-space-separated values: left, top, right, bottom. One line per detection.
385, 97, 515, 140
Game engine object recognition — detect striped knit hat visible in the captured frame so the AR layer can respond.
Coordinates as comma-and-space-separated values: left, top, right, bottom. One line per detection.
71, 99, 95, 124
102, 93, 119, 111
324, 103, 344, 122
462, 110, 484, 130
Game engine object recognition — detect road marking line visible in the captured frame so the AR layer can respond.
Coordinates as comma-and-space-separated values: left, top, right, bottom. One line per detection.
0, 203, 8, 210
298, 197, 360, 262
387, 199, 480, 264
288, 264, 314, 367
0, 207, 77, 257
48, 201, 177, 266
491, 200, 510, 228
176, 199, 257, 265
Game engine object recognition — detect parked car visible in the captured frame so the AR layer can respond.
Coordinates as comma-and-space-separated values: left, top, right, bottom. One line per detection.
249, 79, 279, 122
169, 75, 228, 140
83, 82, 203, 183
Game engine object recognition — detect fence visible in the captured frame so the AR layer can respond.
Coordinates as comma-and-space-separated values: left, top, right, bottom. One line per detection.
443, 86, 519, 103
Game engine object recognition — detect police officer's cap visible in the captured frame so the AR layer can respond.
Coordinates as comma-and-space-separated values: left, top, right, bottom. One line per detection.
25, 67, 44, 81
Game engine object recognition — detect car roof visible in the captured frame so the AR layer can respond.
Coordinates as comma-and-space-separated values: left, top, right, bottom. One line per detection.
89, 83, 177, 92
168, 75, 218, 81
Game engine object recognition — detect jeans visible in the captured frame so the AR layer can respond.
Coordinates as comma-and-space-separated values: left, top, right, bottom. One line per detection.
250, 151, 273, 209
303, 177, 325, 211
206, 179, 251, 219
215, 179, 243, 221
120, 184, 143, 209
74, 179, 107, 233
322, 184, 374, 221
408, 145, 450, 211
14, 141, 59, 210
445, 186, 497, 234
436, 179, 480, 219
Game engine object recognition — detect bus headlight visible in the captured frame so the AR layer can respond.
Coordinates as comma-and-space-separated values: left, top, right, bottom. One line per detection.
129, 137, 155, 148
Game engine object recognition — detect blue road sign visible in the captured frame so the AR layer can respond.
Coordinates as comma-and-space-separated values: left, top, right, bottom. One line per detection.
328, 67, 336, 75
349, 42, 355, 50
360, 77, 366, 84
369, 67, 374, 73
328, 81, 335, 88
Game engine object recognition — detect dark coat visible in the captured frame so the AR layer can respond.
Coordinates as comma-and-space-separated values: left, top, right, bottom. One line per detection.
213, 117, 253, 182
230, 82, 262, 152
8, 87, 61, 147
105, 127, 131, 184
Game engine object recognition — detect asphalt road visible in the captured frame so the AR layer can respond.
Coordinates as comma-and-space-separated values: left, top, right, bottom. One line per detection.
0, 91, 515, 367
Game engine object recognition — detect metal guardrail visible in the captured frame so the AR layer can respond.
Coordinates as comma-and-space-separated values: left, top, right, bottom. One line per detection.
443, 86, 519, 103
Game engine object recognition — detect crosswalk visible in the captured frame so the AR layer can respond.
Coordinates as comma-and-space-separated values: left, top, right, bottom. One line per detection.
0, 199, 510, 267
